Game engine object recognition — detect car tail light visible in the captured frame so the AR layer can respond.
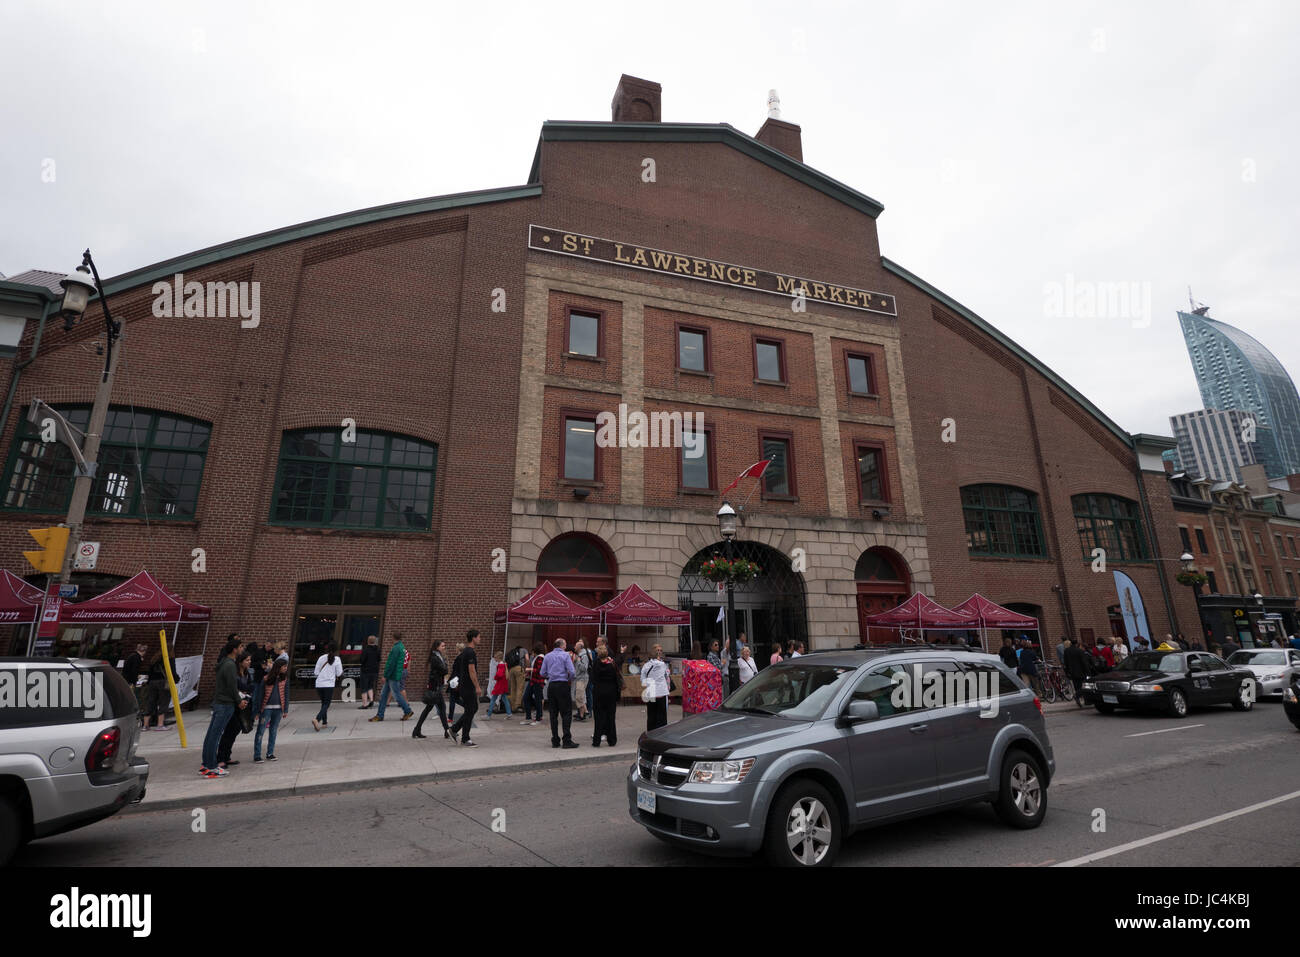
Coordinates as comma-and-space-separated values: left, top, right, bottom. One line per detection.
85, 726, 121, 774
1033, 696, 1042, 714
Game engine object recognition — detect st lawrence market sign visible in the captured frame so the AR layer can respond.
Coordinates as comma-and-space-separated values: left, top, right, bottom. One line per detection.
528, 226, 897, 317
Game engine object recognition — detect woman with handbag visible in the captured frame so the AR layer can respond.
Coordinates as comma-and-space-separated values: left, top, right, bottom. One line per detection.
737, 646, 758, 684
253, 658, 288, 761
640, 644, 671, 732
216, 650, 255, 769
413, 639, 451, 739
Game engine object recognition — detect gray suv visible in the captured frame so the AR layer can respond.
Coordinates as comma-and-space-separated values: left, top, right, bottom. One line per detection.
627, 648, 1054, 866
0, 658, 149, 865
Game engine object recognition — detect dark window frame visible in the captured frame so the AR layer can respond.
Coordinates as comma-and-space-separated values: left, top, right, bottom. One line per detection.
675, 322, 712, 374
844, 351, 876, 396
1195, 527, 1208, 554
752, 335, 787, 384
677, 422, 716, 492
962, 484, 1048, 559
565, 308, 604, 359
853, 441, 890, 505
1070, 493, 1150, 562
758, 429, 798, 499
559, 408, 602, 484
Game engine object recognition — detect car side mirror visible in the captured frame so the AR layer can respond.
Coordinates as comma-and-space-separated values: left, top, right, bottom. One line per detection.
843, 700, 879, 723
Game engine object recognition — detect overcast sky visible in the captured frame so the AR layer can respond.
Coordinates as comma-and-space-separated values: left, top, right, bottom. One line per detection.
2, 0, 1296, 438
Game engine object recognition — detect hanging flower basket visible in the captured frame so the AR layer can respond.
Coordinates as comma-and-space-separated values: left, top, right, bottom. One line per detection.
1176, 570, 1207, 587
728, 558, 762, 583
699, 557, 764, 583
700, 557, 733, 583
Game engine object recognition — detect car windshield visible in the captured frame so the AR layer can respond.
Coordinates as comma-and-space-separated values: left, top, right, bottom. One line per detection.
1229, 651, 1285, 666
1123, 652, 1183, 673
721, 663, 859, 719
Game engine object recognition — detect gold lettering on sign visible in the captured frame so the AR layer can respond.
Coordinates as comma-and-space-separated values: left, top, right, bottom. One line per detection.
742, 269, 757, 287
674, 256, 692, 274
725, 265, 742, 284
614, 244, 632, 263
776, 276, 798, 294
562, 234, 578, 252
649, 250, 674, 270
631, 247, 648, 267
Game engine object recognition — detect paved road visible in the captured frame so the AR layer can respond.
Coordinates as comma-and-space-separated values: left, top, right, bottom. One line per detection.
17, 702, 1300, 866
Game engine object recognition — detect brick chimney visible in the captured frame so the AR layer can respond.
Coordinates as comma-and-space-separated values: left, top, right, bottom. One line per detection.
611, 74, 661, 122
755, 116, 803, 162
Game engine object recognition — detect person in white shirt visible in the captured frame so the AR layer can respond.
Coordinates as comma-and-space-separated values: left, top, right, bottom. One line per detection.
737, 646, 758, 684
312, 643, 344, 731
641, 644, 671, 731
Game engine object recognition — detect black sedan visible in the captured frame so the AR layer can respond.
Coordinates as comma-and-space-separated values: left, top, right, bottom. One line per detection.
1081, 651, 1256, 718
1284, 676, 1300, 730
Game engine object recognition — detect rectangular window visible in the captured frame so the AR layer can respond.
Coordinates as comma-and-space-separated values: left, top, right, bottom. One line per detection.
1195, 528, 1208, 553
1290, 537, 1298, 559
1215, 524, 1229, 549
846, 353, 873, 395
1264, 568, 1276, 594
680, 428, 712, 490
678, 327, 708, 372
563, 417, 597, 481
1275, 534, 1285, 557
1244, 568, 1258, 592
760, 434, 794, 497
1206, 570, 1218, 594
1179, 527, 1192, 553
754, 338, 785, 383
1287, 571, 1296, 597
567, 310, 600, 357
855, 444, 885, 503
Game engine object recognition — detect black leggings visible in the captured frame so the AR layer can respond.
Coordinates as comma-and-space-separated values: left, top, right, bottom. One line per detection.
646, 698, 668, 731
316, 688, 333, 722
414, 691, 449, 735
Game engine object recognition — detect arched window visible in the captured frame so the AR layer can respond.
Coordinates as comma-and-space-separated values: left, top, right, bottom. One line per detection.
1072, 494, 1148, 561
3, 405, 211, 519
272, 429, 436, 529
961, 485, 1047, 558
538, 533, 616, 591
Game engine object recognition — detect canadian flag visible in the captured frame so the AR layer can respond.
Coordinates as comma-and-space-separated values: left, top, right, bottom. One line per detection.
720, 458, 772, 497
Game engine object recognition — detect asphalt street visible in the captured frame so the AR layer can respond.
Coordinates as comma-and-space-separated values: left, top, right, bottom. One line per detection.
17, 701, 1300, 867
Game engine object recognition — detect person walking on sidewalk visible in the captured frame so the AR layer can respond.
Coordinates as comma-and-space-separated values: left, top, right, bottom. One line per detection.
311, 643, 343, 731
371, 633, 415, 722
216, 650, 255, 769
521, 644, 546, 725
641, 644, 671, 731
253, 658, 289, 760
448, 630, 481, 746
572, 640, 591, 721
737, 646, 757, 684
202, 638, 247, 777
541, 638, 578, 748
507, 644, 526, 712
590, 637, 623, 747
485, 650, 512, 718
413, 639, 451, 740
1063, 638, 1090, 708
143, 650, 176, 731
357, 634, 380, 709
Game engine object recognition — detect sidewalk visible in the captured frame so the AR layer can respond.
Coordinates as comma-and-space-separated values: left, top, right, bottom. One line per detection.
129, 700, 647, 812
130, 695, 1086, 811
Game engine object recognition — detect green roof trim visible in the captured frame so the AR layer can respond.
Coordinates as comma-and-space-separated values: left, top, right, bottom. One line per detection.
1130, 433, 1178, 451
531, 122, 885, 219
881, 257, 1135, 448
0, 281, 61, 304
100, 184, 542, 297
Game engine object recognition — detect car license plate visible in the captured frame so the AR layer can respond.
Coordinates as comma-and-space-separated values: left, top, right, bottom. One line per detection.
1102, 694, 1118, 704
637, 787, 656, 814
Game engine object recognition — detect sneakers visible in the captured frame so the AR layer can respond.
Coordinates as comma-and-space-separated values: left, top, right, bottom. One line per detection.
267, 754, 277, 761
368, 716, 383, 722
254, 756, 263, 762
198, 766, 209, 776
519, 719, 532, 726
401, 711, 414, 721
208, 767, 229, 777
462, 740, 478, 747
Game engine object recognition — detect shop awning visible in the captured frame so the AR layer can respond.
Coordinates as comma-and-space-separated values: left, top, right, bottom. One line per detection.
951, 594, 1040, 630
0, 570, 44, 624
59, 570, 212, 624
862, 592, 980, 629
496, 580, 601, 624
596, 583, 690, 627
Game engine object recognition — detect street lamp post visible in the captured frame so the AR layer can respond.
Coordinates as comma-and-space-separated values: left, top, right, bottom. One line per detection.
717, 502, 738, 695
1253, 592, 1266, 646
1174, 552, 1209, 647
53, 251, 122, 585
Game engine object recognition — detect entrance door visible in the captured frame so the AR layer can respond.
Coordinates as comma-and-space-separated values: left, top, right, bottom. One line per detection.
854, 548, 911, 646
293, 614, 338, 688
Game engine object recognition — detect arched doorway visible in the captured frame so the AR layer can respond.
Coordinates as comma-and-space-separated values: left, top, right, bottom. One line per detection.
536, 533, 617, 649
678, 541, 808, 664
291, 580, 388, 689
855, 548, 912, 645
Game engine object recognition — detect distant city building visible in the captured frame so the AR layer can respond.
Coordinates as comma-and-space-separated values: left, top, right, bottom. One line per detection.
1169, 408, 1262, 483
1179, 309, 1300, 478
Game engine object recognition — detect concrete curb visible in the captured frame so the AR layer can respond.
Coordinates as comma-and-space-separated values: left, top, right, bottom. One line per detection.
124, 749, 632, 814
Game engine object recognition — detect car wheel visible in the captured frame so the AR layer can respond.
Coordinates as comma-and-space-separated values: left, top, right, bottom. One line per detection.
1094, 703, 1115, 714
0, 796, 22, 867
1167, 688, 1188, 718
994, 748, 1047, 829
1231, 680, 1255, 712
764, 779, 840, 867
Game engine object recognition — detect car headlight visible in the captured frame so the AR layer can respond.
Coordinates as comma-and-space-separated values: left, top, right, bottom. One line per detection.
1082, 682, 1096, 690
1130, 683, 1163, 692
688, 758, 755, 784
1260, 673, 1284, 681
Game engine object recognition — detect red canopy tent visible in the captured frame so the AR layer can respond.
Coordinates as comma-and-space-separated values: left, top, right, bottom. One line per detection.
0, 570, 44, 625
862, 592, 980, 641
595, 583, 691, 653
492, 580, 601, 660
54, 570, 212, 654
950, 594, 1040, 652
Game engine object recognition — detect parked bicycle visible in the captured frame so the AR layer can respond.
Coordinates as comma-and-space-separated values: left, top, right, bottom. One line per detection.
1040, 663, 1073, 703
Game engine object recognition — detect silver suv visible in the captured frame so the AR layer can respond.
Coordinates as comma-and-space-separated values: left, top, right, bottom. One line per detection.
627, 648, 1055, 866
0, 658, 149, 864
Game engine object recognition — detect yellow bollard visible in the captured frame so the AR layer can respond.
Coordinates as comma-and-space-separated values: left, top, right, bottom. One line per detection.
158, 628, 187, 748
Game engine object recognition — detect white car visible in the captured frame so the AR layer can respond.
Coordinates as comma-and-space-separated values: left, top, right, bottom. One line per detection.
1226, 648, 1300, 699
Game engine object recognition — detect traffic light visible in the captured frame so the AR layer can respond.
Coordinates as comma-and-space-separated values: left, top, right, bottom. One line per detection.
24, 526, 70, 573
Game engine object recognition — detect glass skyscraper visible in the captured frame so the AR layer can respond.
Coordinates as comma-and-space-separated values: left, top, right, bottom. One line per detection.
1179, 310, 1300, 478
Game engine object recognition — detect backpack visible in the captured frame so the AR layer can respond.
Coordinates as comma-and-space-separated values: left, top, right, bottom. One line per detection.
506, 647, 522, 669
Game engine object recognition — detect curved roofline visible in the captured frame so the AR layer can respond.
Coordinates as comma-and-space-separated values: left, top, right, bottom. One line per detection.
98, 183, 542, 297
531, 121, 885, 219
881, 257, 1135, 448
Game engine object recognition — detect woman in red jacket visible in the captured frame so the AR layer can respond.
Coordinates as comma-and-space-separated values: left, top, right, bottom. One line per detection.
485, 650, 512, 717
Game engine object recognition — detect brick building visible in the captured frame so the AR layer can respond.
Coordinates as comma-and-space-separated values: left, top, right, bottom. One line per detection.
0, 74, 1203, 693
